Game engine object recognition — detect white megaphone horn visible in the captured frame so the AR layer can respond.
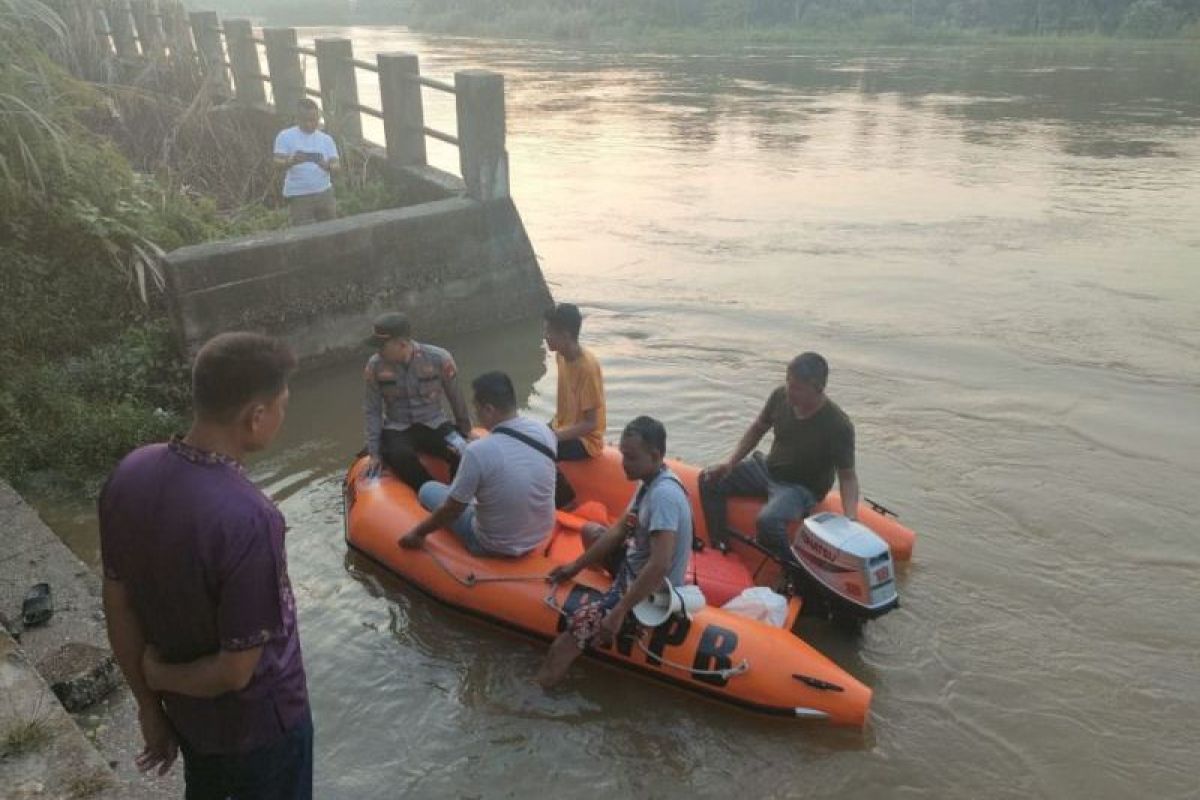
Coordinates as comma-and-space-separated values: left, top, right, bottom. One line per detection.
631, 578, 706, 627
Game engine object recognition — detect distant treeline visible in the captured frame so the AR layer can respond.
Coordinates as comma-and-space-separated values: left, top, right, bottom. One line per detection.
400, 0, 1200, 39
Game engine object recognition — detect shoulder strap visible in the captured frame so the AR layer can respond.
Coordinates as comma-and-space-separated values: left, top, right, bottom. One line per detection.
492, 426, 557, 462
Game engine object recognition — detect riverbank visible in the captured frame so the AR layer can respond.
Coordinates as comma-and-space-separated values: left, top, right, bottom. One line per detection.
0, 480, 181, 798
0, 0, 409, 498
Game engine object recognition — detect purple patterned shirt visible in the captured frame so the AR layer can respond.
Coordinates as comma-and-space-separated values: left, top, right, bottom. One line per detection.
99, 437, 309, 755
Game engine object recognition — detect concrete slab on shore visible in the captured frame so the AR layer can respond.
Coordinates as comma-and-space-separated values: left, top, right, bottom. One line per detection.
0, 630, 123, 799
0, 481, 182, 798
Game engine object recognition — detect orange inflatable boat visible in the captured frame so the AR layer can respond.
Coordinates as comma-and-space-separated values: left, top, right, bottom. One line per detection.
343, 447, 918, 726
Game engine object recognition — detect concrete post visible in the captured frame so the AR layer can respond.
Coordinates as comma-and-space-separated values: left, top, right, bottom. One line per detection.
223, 19, 266, 106
189, 10, 231, 99
95, 5, 115, 55
129, 0, 162, 58
315, 37, 362, 142
160, 1, 196, 79
263, 28, 305, 116
455, 69, 509, 203
106, 0, 138, 59
378, 52, 426, 167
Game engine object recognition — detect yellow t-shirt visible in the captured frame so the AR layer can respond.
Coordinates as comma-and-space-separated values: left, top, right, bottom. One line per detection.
552, 347, 606, 457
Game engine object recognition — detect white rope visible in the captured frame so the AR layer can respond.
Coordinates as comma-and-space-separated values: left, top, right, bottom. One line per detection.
635, 638, 750, 680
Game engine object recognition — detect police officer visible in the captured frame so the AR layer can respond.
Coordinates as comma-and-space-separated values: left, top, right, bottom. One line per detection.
363, 312, 472, 490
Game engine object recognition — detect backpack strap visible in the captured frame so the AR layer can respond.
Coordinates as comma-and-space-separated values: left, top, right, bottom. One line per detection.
492, 426, 557, 462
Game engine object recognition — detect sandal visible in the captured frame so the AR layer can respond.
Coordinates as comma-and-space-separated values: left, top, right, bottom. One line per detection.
21, 582, 53, 628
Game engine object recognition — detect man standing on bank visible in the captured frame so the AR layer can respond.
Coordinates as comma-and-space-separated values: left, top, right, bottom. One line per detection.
273, 98, 340, 226
364, 311, 472, 491
700, 352, 859, 563
537, 416, 693, 688
99, 333, 312, 799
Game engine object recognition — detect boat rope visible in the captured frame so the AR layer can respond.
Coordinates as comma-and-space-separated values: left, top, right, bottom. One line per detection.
424, 547, 548, 588
634, 639, 750, 681
544, 585, 750, 680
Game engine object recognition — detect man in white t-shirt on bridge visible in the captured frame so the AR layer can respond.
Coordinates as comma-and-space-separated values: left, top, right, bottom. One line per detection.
400, 371, 556, 558
273, 98, 340, 226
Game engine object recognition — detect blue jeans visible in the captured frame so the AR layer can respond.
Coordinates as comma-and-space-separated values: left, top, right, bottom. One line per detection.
699, 452, 816, 563
181, 712, 312, 800
418, 481, 486, 556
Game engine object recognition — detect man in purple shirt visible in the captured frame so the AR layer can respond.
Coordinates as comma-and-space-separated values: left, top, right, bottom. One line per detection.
100, 332, 311, 799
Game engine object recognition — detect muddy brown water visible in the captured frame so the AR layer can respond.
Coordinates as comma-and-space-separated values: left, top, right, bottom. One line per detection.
40, 31, 1200, 799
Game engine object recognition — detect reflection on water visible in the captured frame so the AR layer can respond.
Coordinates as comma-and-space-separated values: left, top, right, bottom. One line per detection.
38, 35, 1200, 800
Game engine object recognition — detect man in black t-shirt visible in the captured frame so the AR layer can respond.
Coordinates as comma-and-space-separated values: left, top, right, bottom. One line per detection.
700, 352, 860, 562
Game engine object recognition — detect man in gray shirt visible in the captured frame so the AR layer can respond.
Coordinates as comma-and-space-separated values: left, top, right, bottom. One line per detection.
400, 371, 556, 557
363, 312, 471, 490
537, 416, 693, 687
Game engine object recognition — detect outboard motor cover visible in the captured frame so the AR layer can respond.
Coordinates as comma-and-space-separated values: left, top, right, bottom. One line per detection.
791, 512, 899, 620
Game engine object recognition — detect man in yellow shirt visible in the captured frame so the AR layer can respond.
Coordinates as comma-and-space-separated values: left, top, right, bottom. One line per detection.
544, 303, 607, 507
545, 303, 606, 459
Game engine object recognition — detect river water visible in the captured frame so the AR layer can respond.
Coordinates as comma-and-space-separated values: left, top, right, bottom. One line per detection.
43, 30, 1200, 798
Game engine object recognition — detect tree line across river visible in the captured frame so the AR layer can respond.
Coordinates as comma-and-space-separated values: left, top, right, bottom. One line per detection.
397, 0, 1200, 38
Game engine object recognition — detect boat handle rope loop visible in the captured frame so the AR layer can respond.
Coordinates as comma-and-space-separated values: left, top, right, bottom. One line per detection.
543, 586, 751, 681
425, 547, 548, 587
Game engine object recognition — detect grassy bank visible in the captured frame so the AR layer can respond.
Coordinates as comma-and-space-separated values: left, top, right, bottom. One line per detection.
0, 0, 403, 495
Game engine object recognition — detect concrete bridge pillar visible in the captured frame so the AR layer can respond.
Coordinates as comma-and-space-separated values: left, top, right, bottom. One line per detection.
455, 69, 509, 203
105, 0, 138, 59
224, 19, 267, 106
189, 10, 231, 100
315, 37, 362, 142
129, 0, 163, 58
263, 27, 305, 116
160, 0, 197, 81
378, 52, 426, 167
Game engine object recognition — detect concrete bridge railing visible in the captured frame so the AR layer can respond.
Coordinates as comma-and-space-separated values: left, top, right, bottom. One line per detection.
78, 0, 552, 363
92, 0, 509, 203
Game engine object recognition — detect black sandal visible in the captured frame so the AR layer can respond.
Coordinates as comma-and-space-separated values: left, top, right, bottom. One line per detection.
21, 582, 53, 628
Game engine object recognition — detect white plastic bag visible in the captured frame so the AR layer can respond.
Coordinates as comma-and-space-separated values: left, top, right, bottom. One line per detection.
721, 587, 789, 627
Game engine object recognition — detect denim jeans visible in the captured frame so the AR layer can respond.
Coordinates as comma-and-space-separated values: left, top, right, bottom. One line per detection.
181, 711, 312, 800
418, 481, 486, 555
699, 452, 816, 563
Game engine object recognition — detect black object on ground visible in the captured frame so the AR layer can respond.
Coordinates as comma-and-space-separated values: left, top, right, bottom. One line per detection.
21, 582, 53, 627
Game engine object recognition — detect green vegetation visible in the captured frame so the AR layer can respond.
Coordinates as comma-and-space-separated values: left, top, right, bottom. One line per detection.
400, 0, 1200, 43
0, 0, 401, 494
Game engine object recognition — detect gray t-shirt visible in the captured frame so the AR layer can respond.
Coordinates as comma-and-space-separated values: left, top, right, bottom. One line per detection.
448, 416, 556, 556
623, 467, 693, 587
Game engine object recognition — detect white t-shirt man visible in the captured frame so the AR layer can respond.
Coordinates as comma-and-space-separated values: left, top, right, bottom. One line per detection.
447, 415, 556, 556
273, 126, 339, 198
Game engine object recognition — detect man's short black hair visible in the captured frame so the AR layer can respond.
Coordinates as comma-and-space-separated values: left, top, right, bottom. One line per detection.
297, 98, 319, 113
472, 371, 516, 412
192, 332, 296, 423
788, 352, 829, 391
543, 303, 583, 340
622, 415, 667, 456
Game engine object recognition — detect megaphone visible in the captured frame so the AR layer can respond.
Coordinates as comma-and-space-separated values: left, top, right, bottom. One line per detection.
632, 578, 706, 627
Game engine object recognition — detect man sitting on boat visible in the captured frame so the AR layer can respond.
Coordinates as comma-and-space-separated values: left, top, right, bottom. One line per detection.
363, 312, 472, 491
537, 416, 693, 687
699, 352, 859, 563
543, 302, 607, 508
399, 371, 556, 557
